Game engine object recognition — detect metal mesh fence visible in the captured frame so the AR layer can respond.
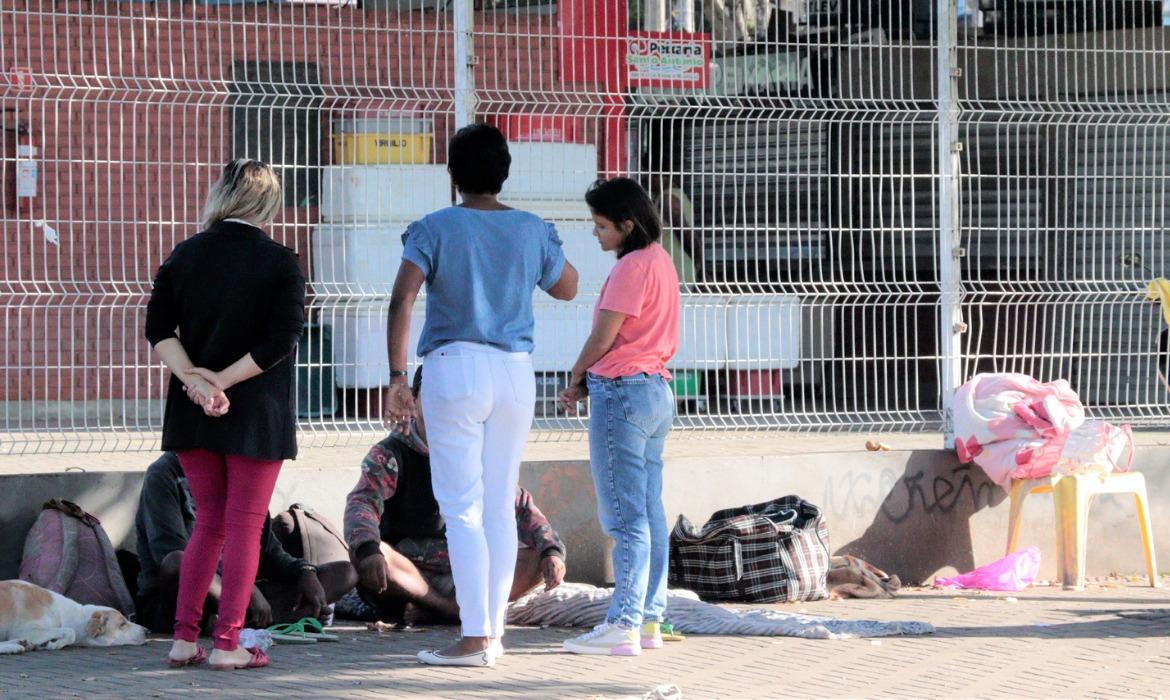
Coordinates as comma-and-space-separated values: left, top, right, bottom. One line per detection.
956, 5, 1170, 428
1, 1, 1168, 454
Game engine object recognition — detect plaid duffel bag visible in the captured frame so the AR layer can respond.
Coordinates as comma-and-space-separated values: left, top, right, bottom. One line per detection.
668, 495, 830, 603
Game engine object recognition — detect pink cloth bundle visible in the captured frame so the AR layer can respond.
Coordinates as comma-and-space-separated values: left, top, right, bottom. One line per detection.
953, 373, 1131, 487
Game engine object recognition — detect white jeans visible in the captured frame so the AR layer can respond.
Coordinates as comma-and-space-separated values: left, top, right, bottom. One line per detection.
421, 341, 536, 638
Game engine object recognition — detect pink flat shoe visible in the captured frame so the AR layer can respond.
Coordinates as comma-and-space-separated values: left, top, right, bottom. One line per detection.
167, 646, 208, 667
211, 647, 270, 671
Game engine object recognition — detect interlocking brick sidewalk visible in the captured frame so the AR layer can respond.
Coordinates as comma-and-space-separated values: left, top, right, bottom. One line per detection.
2, 583, 1169, 700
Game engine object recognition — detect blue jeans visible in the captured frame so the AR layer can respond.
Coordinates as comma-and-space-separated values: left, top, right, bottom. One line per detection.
586, 373, 674, 629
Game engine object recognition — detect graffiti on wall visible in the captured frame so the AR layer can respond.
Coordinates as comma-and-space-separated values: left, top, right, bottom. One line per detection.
823, 462, 1003, 526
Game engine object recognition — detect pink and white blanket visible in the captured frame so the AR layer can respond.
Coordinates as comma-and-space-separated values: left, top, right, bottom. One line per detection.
953, 373, 1132, 488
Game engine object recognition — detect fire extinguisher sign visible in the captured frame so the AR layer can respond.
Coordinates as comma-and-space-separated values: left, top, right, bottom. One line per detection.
626, 32, 711, 89
16, 160, 37, 198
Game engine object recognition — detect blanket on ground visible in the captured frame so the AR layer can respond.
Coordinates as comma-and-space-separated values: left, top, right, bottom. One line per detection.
505, 583, 934, 640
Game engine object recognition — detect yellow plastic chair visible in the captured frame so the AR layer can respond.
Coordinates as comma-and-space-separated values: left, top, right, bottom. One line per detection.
1005, 472, 1160, 591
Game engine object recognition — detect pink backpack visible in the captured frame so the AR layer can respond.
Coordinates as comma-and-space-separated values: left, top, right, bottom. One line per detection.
18, 499, 135, 617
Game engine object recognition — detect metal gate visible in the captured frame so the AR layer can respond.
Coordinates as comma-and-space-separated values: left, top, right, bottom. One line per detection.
1, 1, 1168, 454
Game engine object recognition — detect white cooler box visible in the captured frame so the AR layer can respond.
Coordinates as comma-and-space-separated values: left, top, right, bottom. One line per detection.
529, 296, 734, 374
320, 165, 451, 223
324, 301, 426, 389
725, 295, 802, 370
311, 223, 409, 297
501, 143, 598, 203
673, 296, 729, 370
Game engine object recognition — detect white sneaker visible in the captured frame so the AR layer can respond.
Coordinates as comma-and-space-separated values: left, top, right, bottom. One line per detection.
562, 623, 641, 656
417, 648, 495, 667
490, 638, 504, 658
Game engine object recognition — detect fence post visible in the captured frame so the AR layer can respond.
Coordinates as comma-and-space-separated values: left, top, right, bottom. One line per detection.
936, 0, 963, 447
453, 0, 476, 127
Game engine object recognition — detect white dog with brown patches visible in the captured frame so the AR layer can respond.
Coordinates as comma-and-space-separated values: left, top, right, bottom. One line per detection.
0, 580, 147, 654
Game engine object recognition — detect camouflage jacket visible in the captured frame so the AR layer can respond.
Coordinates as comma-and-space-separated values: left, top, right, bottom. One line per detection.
344, 432, 567, 563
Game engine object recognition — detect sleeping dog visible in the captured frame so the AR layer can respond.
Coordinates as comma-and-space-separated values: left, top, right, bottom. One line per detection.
0, 580, 147, 654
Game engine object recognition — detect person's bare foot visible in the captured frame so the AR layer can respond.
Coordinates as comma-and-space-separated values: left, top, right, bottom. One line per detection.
403, 602, 456, 627
402, 602, 423, 627
168, 639, 201, 663
435, 599, 460, 620
209, 646, 256, 668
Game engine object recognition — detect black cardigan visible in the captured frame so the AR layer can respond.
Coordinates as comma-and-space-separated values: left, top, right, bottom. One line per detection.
144, 220, 306, 461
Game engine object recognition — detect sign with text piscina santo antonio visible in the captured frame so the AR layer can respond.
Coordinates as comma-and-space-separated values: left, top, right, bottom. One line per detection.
626, 32, 711, 89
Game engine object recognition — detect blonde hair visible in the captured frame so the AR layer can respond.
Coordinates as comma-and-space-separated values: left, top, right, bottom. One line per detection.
200, 159, 283, 229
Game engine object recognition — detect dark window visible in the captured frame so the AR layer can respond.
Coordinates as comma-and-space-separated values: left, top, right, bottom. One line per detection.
230, 61, 323, 208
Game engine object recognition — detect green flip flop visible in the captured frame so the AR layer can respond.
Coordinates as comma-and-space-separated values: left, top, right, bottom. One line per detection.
266, 618, 324, 644
268, 617, 339, 643
660, 622, 685, 642
265, 622, 317, 644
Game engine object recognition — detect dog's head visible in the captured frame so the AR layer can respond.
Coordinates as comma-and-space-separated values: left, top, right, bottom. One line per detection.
81, 607, 148, 647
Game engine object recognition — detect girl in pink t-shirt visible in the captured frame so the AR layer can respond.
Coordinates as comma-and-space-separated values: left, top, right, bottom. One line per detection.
559, 177, 680, 656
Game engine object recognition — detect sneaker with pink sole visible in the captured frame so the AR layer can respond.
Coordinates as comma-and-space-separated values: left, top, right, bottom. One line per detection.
640, 622, 664, 650
562, 623, 641, 656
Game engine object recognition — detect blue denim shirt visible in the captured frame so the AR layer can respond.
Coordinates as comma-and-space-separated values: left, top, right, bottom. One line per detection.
402, 207, 565, 356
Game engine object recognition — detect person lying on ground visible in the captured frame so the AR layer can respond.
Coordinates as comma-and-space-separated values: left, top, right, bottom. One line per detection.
344, 366, 566, 625
135, 451, 357, 635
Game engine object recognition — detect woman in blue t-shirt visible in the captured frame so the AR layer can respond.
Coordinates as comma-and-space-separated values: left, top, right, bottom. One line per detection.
384, 124, 579, 667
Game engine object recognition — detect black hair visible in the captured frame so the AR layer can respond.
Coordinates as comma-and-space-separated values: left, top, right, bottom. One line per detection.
447, 123, 511, 195
584, 177, 662, 258
412, 365, 423, 398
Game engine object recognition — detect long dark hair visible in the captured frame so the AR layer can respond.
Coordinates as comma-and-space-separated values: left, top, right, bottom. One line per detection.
584, 177, 662, 258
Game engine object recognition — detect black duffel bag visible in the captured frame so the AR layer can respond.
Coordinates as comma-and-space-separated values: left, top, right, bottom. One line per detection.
668, 495, 830, 603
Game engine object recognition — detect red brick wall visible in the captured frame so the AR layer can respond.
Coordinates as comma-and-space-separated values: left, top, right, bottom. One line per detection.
1, 2, 599, 404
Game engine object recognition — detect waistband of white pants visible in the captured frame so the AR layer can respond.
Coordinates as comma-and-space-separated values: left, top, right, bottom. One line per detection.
426, 341, 532, 361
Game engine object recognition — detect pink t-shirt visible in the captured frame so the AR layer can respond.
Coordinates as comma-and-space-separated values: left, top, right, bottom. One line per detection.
589, 243, 680, 380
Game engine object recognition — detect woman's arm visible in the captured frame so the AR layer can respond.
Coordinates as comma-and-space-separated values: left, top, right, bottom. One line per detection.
558, 311, 626, 415
242, 253, 307, 380
539, 222, 577, 301
145, 253, 226, 415
196, 354, 264, 390
152, 337, 195, 378
153, 338, 229, 416
546, 260, 579, 301
568, 310, 626, 386
383, 261, 426, 427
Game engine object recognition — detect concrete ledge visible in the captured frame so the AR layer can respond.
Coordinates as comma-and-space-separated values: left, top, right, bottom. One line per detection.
2, 438, 1169, 586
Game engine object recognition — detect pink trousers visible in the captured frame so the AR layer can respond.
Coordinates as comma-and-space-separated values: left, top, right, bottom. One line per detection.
173, 449, 282, 651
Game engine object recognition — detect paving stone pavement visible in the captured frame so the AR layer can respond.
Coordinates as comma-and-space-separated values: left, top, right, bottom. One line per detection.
2, 583, 1170, 699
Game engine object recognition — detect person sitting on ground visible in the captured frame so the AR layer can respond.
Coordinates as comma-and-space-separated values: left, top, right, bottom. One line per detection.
135, 451, 357, 635
344, 366, 567, 625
